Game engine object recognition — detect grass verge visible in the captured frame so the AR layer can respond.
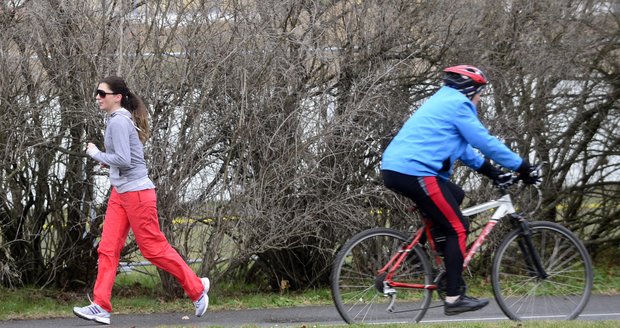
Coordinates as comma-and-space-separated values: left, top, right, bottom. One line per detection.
1, 262, 618, 322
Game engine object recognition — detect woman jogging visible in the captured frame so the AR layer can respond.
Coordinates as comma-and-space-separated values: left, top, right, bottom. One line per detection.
73, 76, 209, 325
381, 65, 540, 316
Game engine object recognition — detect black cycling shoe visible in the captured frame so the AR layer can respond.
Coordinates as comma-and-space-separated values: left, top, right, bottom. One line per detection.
444, 295, 489, 316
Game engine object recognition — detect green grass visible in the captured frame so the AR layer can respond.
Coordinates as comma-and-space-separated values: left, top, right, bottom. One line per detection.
0, 285, 333, 321
0, 265, 334, 321
1, 261, 618, 322
592, 256, 620, 295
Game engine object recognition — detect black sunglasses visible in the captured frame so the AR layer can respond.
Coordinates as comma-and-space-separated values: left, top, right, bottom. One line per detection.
95, 89, 118, 98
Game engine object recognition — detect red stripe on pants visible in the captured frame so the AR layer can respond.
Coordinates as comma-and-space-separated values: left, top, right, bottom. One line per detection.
422, 177, 467, 257
93, 188, 203, 312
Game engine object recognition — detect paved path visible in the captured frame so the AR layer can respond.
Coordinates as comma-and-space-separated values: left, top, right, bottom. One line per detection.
1, 295, 619, 327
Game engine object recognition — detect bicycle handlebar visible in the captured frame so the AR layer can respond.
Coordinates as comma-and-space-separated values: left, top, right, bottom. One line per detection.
494, 162, 544, 214
496, 162, 544, 191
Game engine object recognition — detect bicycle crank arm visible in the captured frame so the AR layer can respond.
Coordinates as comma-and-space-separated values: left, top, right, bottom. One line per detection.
384, 287, 443, 314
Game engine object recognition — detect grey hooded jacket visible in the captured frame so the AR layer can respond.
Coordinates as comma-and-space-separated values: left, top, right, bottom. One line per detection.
91, 108, 155, 193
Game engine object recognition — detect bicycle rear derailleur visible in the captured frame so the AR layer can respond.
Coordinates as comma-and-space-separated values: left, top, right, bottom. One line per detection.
374, 272, 398, 312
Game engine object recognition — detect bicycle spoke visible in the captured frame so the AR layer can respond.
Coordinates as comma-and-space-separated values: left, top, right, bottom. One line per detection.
353, 292, 380, 320
343, 285, 375, 305
512, 282, 538, 314
548, 252, 582, 274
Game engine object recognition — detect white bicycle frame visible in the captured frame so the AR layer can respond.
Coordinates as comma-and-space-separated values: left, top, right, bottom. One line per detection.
462, 193, 517, 219
460, 194, 517, 268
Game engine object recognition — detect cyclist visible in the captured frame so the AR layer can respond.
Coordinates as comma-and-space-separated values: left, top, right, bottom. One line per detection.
380, 65, 539, 316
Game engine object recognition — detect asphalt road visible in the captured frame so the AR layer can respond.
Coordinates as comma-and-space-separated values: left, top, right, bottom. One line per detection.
1, 295, 619, 327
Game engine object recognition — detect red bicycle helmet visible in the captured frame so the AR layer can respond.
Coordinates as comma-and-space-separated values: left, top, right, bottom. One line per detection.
443, 65, 488, 98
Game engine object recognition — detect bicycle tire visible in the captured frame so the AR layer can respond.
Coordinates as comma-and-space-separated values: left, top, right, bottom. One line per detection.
492, 221, 593, 320
331, 227, 433, 323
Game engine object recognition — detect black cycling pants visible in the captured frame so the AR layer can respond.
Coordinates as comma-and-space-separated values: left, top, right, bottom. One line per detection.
382, 170, 468, 297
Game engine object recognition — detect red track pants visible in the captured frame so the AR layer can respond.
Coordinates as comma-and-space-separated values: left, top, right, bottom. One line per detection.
93, 188, 204, 312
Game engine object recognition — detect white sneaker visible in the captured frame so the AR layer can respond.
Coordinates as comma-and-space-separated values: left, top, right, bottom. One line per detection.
194, 277, 210, 317
73, 302, 110, 325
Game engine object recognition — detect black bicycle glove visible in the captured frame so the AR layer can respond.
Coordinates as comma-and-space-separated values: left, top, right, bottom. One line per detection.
517, 160, 541, 185
493, 172, 513, 188
476, 160, 512, 187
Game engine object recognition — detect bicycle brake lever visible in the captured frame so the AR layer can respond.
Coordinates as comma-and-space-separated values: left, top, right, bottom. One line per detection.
495, 174, 518, 192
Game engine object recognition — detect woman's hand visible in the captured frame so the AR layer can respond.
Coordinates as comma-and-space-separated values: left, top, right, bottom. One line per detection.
86, 142, 100, 157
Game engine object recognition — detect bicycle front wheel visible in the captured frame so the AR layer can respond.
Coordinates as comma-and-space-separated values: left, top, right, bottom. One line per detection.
492, 221, 593, 320
331, 227, 433, 324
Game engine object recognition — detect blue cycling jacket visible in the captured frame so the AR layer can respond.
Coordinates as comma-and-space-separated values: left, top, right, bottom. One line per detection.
381, 86, 523, 180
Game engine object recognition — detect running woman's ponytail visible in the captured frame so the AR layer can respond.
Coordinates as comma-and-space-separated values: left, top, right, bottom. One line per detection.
122, 91, 150, 143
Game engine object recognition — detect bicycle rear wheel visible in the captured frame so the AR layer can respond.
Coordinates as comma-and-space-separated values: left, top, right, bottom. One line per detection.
492, 221, 593, 320
331, 227, 433, 323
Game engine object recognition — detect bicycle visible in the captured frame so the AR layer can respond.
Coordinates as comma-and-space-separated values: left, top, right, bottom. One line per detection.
331, 167, 593, 323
